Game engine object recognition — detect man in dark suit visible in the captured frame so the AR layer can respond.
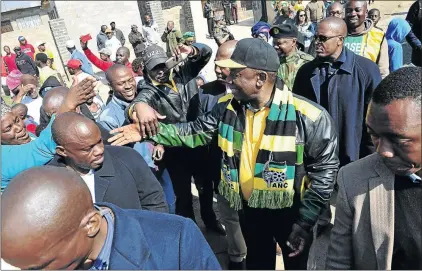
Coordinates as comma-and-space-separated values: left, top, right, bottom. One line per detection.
48, 112, 168, 212
1, 166, 221, 270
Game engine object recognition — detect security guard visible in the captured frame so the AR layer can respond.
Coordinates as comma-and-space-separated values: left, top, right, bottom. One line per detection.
213, 15, 234, 47
270, 24, 314, 90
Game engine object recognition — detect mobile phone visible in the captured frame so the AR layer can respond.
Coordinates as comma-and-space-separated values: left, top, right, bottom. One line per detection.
165, 53, 188, 69
80, 34, 92, 43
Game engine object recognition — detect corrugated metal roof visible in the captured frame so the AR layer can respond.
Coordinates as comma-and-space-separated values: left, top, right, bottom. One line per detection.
1, 1, 41, 13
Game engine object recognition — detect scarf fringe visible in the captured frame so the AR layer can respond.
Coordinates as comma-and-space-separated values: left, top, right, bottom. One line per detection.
218, 181, 242, 211
247, 189, 295, 209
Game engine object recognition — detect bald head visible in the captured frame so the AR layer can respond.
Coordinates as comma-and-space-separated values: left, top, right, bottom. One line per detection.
216, 40, 238, 60
319, 16, 348, 36
105, 64, 129, 83
52, 112, 98, 146
42, 86, 69, 116
2, 166, 94, 268
116, 46, 130, 65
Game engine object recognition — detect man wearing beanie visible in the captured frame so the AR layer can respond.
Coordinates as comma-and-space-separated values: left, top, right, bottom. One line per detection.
270, 24, 314, 90
110, 38, 339, 270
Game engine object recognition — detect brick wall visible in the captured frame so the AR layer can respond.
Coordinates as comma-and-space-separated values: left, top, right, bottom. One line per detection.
1, 7, 66, 77
54, 1, 144, 71
206, 0, 254, 21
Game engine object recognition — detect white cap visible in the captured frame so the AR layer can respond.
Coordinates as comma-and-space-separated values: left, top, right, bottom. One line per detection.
65, 40, 75, 48
35, 41, 46, 47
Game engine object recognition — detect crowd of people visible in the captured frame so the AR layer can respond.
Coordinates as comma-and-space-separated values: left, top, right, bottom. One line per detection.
1, 0, 421, 270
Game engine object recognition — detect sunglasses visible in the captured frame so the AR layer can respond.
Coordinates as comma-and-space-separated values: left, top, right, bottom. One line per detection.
299, 14, 305, 17
314, 35, 343, 43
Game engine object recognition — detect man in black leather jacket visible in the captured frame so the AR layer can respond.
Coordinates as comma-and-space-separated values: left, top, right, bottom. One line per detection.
112, 38, 339, 270
124, 42, 226, 234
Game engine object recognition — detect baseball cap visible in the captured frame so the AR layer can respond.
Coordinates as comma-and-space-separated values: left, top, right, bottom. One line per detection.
67, 59, 82, 69
214, 38, 280, 72
35, 41, 46, 47
142, 44, 168, 70
66, 40, 75, 48
131, 24, 137, 28
18, 36, 25, 41
105, 27, 112, 33
99, 48, 112, 56
270, 24, 298, 39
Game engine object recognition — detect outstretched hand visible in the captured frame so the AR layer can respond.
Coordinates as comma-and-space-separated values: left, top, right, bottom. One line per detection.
133, 103, 166, 138
58, 77, 97, 114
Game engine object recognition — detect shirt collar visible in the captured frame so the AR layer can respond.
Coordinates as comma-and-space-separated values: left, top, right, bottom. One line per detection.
111, 95, 130, 110
89, 206, 114, 270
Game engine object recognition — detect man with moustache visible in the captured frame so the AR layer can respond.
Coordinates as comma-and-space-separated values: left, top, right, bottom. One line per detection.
48, 112, 168, 212
110, 38, 339, 270
293, 17, 381, 232
326, 67, 422, 270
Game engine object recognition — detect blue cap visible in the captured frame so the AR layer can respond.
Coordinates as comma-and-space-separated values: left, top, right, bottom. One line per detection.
18, 36, 25, 41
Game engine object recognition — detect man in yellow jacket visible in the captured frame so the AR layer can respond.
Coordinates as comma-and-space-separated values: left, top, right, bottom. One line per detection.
343, 0, 389, 78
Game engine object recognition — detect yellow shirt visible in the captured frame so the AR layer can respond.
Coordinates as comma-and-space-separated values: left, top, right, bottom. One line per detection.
35, 49, 56, 70
294, 3, 305, 11
239, 107, 270, 200
39, 66, 59, 86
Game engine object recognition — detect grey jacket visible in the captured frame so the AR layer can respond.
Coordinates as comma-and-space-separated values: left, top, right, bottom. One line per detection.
326, 153, 395, 270
97, 31, 108, 50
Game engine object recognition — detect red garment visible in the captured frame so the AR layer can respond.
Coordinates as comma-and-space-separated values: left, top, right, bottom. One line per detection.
20, 43, 35, 59
3, 53, 18, 72
1, 56, 8, 76
83, 48, 136, 76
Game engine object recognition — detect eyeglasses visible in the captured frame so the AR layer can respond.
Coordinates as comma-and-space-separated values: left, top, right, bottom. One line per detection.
314, 35, 343, 43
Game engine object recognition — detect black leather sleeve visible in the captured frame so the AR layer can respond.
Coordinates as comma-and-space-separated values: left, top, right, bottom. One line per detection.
297, 109, 340, 231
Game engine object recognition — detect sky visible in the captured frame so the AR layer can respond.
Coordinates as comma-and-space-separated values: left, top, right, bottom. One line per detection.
1, 1, 40, 12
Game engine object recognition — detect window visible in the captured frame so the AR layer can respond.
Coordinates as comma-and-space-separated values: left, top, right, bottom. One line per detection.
1, 20, 13, 34
16, 15, 42, 30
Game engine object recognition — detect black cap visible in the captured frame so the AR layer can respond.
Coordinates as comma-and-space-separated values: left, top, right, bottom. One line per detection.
269, 24, 298, 39
214, 38, 280, 72
142, 44, 168, 70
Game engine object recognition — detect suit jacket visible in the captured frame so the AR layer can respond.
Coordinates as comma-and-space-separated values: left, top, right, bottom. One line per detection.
48, 145, 168, 213
326, 153, 394, 270
98, 202, 221, 270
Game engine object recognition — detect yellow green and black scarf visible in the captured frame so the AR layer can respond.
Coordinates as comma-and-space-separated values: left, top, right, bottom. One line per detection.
218, 86, 305, 210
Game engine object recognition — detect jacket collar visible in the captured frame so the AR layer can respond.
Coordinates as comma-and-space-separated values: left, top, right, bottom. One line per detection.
98, 202, 154, 269
369, 153, 394, 270
111, 95, 130, 111
311, 47, 353, 75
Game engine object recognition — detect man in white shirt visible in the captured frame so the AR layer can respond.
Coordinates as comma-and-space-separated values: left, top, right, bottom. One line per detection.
142, 15, 161, 46
105, 27, 122, 61
48, 112, 168, 212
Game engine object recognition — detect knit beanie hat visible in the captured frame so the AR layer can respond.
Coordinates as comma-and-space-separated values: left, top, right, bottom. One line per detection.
6, 70, 23, 92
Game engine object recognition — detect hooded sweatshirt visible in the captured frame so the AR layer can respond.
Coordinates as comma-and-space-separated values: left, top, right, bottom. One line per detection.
386, 18, 411, 72
344, 18, 390, 78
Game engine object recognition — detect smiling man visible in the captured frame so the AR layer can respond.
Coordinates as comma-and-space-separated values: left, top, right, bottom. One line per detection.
326, 66, 422, 270
110, 38, 339, 270
343, 0, 389, 78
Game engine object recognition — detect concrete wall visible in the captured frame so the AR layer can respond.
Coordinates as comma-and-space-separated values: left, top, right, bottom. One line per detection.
1, 6, 66, 77
54, 1, 144, 71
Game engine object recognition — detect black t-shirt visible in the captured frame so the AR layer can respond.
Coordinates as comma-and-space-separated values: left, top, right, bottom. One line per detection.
392, 175, 422, 270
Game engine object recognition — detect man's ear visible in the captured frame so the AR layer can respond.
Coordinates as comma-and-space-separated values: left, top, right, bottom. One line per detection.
257, 72, 267, 88
82, 211, 102, 238
56, 145, 67, 157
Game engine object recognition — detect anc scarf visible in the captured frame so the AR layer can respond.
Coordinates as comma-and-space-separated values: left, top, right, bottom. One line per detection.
218, 86, 301, 211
